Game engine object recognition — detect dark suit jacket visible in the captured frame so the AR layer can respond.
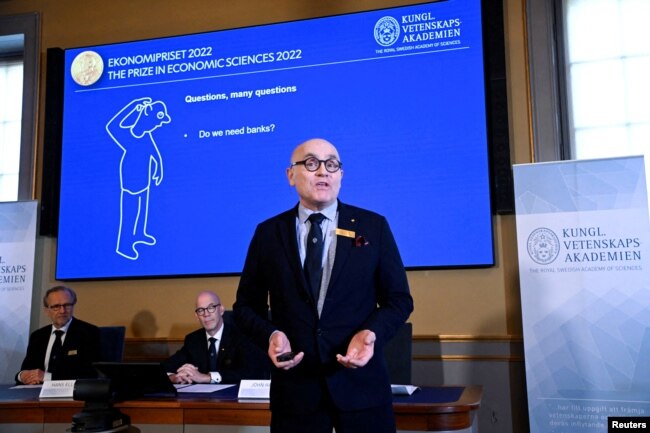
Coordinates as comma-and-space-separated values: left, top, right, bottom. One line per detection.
16, 317, 101, 383
234, 201, 413, 413
163, 322, 268, 384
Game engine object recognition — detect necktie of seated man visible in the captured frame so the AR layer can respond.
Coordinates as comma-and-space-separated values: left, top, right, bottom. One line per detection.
208, 337, 218, 372
48, 330, 64, 373
304, 213, 326, 301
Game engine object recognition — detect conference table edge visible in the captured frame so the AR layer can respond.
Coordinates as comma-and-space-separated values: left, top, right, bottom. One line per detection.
0, 385, 482, 431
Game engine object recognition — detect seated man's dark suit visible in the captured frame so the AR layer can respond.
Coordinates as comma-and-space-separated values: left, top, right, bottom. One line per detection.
16, 317, 101, 383
164, 321, 268, 383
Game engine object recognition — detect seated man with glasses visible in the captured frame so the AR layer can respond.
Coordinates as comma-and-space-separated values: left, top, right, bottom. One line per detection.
15, 285, 101, 384
163, 290, 268, 384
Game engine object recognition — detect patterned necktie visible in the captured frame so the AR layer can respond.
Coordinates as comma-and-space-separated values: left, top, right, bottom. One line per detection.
304, 213, 326, 301
208, 337, 218, 372
48, 330, 64, 373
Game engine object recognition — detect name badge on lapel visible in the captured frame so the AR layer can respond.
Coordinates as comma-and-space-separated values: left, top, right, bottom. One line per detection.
335, 228, 355, 238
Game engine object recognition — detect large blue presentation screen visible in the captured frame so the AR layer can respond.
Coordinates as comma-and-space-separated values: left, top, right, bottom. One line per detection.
56, 0, 494, 279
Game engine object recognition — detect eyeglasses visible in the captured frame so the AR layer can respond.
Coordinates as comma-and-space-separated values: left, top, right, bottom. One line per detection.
195, 303, 221, 316
47, 303, 75, 311
290, 157, 342, 173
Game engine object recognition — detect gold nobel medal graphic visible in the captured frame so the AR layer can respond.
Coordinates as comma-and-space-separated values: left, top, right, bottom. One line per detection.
70, 51, 104, 86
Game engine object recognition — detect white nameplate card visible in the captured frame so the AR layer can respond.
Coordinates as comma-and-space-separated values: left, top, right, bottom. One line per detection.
39, 380, 76, 399
238, 379, 270, 400
391, 384, 420, 395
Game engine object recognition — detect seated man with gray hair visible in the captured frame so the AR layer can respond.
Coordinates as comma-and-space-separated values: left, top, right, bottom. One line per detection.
15, 285, 101, 384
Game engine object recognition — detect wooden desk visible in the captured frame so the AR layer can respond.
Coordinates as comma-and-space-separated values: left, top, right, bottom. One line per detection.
0, 385, 481, 432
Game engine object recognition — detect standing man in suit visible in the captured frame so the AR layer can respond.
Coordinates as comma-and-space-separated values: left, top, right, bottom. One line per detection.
234, 138, 414, 433
164, 290, 267, 384
16, 285, 101, 384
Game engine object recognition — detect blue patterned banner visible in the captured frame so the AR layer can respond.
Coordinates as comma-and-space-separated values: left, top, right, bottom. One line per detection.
0, 201, 38, 384
514, 157, 650, 432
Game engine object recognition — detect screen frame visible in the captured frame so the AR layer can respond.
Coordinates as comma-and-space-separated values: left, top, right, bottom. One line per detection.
45, 0, 511, 280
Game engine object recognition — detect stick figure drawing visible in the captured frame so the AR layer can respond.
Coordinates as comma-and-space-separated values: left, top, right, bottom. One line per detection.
106, 97, 171, 260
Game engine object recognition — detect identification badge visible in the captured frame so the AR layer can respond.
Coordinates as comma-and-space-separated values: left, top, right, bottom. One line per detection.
335, 228, 355, 238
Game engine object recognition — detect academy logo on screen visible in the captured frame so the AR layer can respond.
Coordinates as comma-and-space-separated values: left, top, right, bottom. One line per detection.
374, 16, 400, 47
374, 10, 464, 52
70, 51, 104, 86
527, 227, 561, 265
